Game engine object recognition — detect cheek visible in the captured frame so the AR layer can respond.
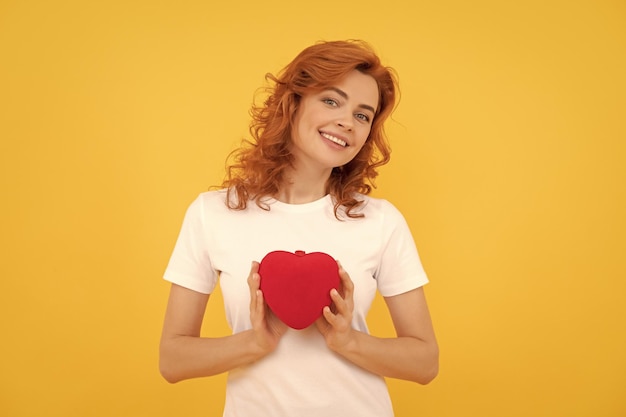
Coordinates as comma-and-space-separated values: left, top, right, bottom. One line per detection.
359, 128, 374, 150
358, 127, 372, 146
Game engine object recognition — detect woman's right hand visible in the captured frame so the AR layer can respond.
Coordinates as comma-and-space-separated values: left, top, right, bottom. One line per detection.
159, 263, 288, 383
248, 261, 288, 354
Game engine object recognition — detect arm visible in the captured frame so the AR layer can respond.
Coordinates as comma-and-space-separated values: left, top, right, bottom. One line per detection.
315, 264, 439, 384
159, 262, 287, 383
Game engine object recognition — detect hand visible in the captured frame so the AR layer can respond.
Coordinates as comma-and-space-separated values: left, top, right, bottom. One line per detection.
315, 261, 355, 352
248, 261, 288, 354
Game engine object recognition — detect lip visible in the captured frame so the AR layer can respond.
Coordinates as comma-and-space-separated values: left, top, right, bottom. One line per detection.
319, 130, 349, 147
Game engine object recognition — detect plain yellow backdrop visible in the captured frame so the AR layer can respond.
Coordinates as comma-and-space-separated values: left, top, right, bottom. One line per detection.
1, 0, 624, 416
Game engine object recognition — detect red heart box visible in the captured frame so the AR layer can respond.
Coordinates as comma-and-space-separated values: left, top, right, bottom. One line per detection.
258, 250, 340, 330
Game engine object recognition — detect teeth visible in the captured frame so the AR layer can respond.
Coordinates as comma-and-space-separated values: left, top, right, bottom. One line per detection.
321, 132, 347, 147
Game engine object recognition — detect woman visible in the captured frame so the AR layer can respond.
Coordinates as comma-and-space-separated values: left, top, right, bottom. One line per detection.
160, 40, 438, 417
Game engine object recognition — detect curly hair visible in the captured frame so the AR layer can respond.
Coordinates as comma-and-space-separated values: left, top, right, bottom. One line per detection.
221, 39, 398, 218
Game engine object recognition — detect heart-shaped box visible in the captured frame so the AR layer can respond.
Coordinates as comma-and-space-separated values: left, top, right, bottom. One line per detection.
258, 250, 340, 330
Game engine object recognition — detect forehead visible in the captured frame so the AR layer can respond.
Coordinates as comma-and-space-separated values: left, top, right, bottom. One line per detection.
326, 70, 379, 111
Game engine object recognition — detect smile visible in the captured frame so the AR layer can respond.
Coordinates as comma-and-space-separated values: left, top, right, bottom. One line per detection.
320, 132, 347, 147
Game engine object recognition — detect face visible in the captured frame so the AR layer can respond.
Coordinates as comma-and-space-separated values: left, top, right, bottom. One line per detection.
290, 70, 379, 174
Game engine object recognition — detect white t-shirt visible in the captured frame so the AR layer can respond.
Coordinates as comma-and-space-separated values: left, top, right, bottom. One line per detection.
164, 190, 429, 417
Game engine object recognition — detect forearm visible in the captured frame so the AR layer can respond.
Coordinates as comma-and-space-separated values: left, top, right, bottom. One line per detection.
159, 329, 267, 383
333, 330, 439, 384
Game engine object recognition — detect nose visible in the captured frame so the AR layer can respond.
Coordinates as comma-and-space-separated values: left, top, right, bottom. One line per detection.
336, 111, 353, 131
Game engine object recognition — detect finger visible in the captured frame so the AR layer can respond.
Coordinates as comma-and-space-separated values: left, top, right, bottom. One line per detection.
248, 261, 260, 309
322, 305, 337, 326
256, 289, 265, 319
337, 261, 354, 299
330, 288, 348, 314
248, 261, 261, 291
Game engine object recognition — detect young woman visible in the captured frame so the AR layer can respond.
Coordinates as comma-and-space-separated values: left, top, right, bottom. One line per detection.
160, 40, 438, 417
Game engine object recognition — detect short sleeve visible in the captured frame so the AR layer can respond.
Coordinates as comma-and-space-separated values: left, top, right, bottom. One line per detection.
375, 201, 429, 297
163, 195, 218, 294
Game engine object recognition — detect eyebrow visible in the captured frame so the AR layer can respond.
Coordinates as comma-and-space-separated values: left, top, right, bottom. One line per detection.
329, 87, 377, 115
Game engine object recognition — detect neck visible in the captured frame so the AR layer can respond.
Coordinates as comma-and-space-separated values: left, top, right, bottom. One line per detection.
275, 166, 331, 204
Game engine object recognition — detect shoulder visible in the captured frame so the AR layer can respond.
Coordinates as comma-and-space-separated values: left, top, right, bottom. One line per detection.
354, 194, 405, 221
195, 189, 229, 207
183, 189, 231, 222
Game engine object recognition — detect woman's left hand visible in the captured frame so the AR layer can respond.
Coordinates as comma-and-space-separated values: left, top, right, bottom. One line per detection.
315, 262, 356, 352
315, 261, 439, 384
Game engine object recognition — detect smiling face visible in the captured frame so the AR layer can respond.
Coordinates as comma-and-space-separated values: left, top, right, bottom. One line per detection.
290, 70, 379, 175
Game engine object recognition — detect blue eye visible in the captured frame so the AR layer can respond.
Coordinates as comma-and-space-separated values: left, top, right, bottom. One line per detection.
356, 113, 370, 122
322, 98, 338, 106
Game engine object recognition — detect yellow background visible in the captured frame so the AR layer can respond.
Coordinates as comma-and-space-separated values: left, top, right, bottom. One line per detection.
1, 0, 624, 416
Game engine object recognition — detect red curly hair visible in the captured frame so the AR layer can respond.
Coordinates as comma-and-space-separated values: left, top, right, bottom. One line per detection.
221, 40, 398, 218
